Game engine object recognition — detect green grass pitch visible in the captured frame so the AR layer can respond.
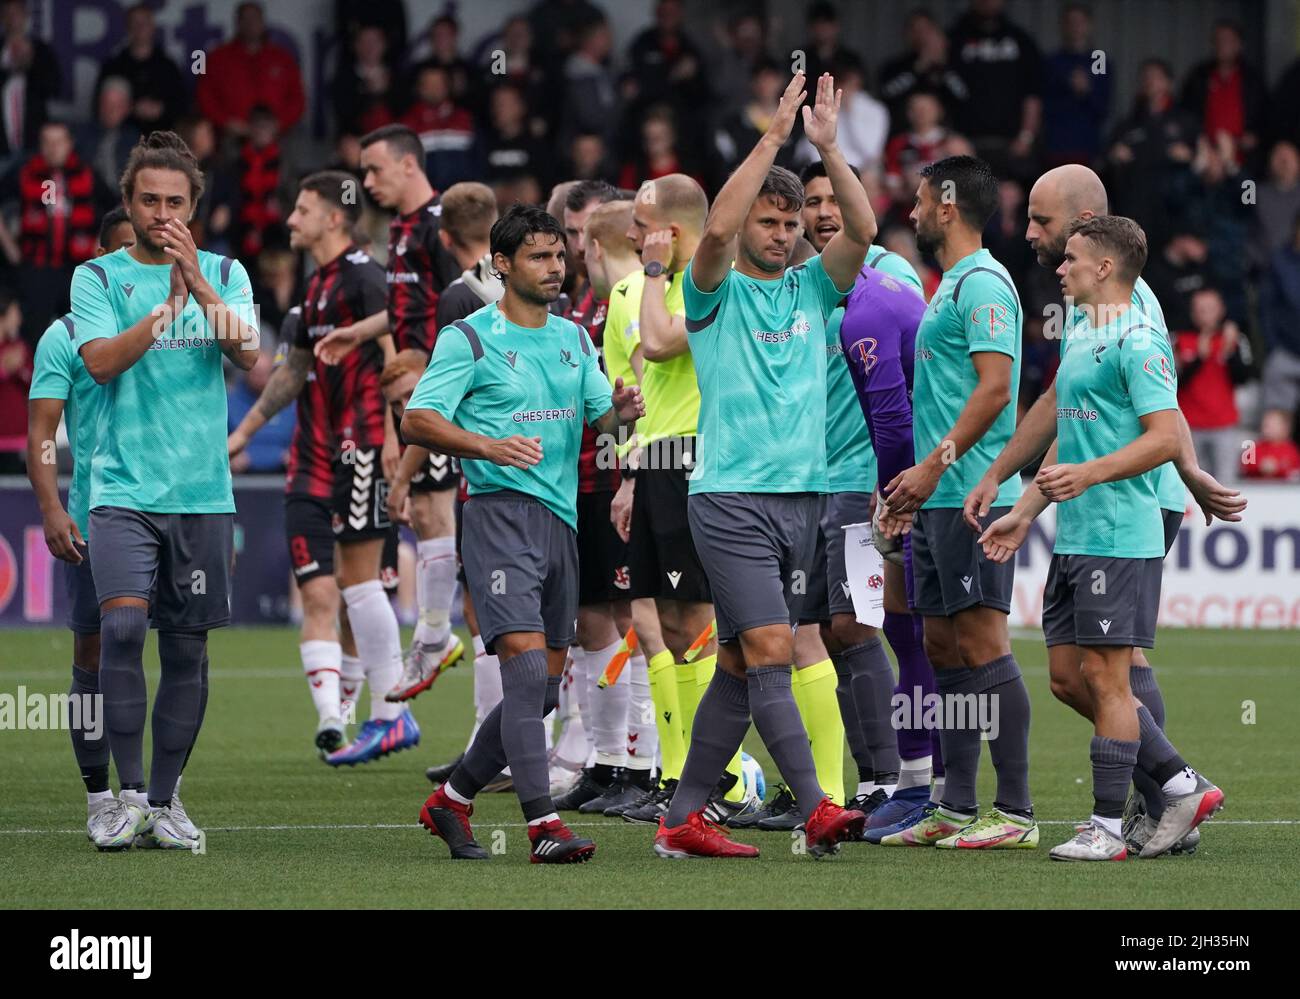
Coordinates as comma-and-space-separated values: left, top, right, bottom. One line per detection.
2, 627, 1296, 909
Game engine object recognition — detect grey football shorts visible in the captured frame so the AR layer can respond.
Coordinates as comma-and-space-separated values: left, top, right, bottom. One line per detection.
1042, 552, 1163, 648
911, 506, 1014, 617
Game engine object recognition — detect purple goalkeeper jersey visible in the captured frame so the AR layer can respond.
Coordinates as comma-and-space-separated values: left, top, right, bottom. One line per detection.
838, 266, 928, 491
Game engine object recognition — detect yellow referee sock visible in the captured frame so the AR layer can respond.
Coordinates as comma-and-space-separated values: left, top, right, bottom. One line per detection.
675, 661, 701, 745
792, 658, 846, 805
647, 650, 684, 782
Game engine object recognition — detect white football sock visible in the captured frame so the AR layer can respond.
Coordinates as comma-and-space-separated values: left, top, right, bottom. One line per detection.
626, 651, 657, 771
300, 640, 342, 724
1161, 766, 1197, 797
342, 580, 404, 722
87, 789, 113, 807
587, 639, 628, 767
931, 775, 945, 804
1092, 813, 1123, 838
414, 536, 457, 647
550, 656, 589, 765
897, 754, 932, 790
569, 647, 597, 766
528, 812, 559, 827
444, 781, 473, 805
465, 651, 502, 751
340, 653, 365, 720
472, 633, 486, 658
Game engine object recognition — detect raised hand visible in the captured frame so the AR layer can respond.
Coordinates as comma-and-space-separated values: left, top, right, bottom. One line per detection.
801, 72, 841, 151
766, 72, 808, 146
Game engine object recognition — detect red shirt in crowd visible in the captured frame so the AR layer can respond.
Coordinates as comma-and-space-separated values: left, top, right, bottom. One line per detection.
1203, 65, 1244, 141
0, 336, 33, 453
197, 38, 306, 132
1174, 329, 1239, 429
1242, 440, 1300, 481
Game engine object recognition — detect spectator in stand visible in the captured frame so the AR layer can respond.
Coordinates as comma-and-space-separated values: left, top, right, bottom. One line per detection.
527, 0, 605, 81
1144, 228, 1211, 334
625, 0, 709, 139
0, 0, 61, 160
884, 89, 949, 203
331, 24, 400, 136
793, 54, 888, 171
336, 0, 407, 77
95, 3, 186, 133
565, 131, 614, 185
561, 17, 619, 145
197, 2, 306, 137
617, 104, 700, 191
1181, 20, 1264, 166
1041, 3, 1110, 168
409, 14, 473, 107
1105, 58, 1199, 251
1268, 56, 1300, 149
176, 116, 236, 256
483, 83, 548, 197
880, 10, 969, 138
1174, 287, 1252, 483
713, 59, 797, 185
76, 77, 140, 194
984, 177, 1036, 287
3, 122, 107, 341
479, 15, 548, 123
250, 241, 300, 347
1251, 141, 1300, 270
401, 64, 478, 191
1260, 211, 1300, 434
0, 285, 28, 472
1243, 408, 1300, 481
947, 0, 1042, 176
236, 106, 295, 260
227, 348, 295, 473
801, 3, 860, 99
708, 10, 768, 119
1173, 131, 1252, 321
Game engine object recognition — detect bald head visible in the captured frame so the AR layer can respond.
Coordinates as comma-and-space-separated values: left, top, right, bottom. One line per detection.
1027, 164, 1110, 268
628, 173, 708, 270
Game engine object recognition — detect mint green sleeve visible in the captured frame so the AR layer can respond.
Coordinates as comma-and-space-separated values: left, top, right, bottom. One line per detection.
682, 261, 732, 332
580, 328, 614, 424
219, 257, 261, 335
1123, 333, 1179, 417
961, 272, 1019, 358
29, 325, 74, 401
70, 265, 116, 349
408, 325, 476, 420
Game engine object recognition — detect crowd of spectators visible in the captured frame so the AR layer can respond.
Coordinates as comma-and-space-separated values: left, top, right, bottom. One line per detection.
1, 0, 1298, 480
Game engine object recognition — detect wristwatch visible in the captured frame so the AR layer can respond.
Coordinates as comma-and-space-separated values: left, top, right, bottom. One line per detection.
643, 260, 666, 278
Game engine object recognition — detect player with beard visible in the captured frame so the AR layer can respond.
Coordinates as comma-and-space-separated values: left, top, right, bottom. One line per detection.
229, 171, 417, 765
409, 205, 644, 863
316, 125, 467, 702
875, 155, 1038, 851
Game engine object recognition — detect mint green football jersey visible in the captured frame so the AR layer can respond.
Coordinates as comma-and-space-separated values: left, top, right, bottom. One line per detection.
71, 248, 258, 514
406, 304, 614, 531
1069, 276, 1184, 513
865, 244, 926, 294
912, 248, 1023, 509
684, 254, 851, 494
1054, 307, 1179, 558
28, 315, 102, 536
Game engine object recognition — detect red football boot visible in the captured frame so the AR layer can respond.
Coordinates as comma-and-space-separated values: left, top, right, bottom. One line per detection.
804, 797, 866, 857
528, 819, 596, 864
419, 786, 489, 860
654, 810, 760, 859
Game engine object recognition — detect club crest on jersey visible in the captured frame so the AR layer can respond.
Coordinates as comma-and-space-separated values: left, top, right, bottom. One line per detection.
395, 235, 408, 256
1143, 354, 1174, 387
1092, 344, 1107, 363
971, 303, 1010, 337
847, 336, 879, 373
559, 348, 577, 368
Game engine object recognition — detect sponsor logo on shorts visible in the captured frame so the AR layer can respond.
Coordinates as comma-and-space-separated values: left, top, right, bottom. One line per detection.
666, 570, 682, 589
513, 408, 576, 423
840, 581, 852, 598
1099, 618, 1113, 634
613, 565, 630, 590
960, 575, 973, 593
1057, 407, 1100, 422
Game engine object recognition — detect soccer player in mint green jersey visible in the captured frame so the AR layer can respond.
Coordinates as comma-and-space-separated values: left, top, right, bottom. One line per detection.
70, 132, 260, 852
981, 218, 1223, 860
966, 163, 1245, 855
876, 154, 1040, 851
25, 209, 201, 850
656, 72, 875, 860
404, 204, 644, 864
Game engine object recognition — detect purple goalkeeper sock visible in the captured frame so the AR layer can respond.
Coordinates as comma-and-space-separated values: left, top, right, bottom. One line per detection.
884, 610, 935, 762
